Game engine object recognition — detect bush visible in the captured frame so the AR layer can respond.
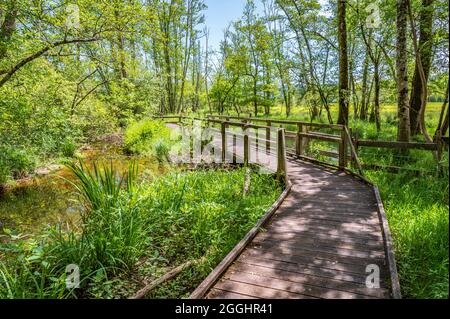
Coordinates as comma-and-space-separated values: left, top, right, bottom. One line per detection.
124, 119, 171, 155
0, 145, 36, 180
60, 139, 77, 158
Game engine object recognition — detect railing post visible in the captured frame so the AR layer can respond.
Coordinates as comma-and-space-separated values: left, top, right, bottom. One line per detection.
243, 125, 249, 166
339, 127, 347, 169
296, 123, 303, 157
221, 121, 226, 163
277, 128, 288, 183
348, 127, 354, 166
354, 131, 359, 157
266, 120, 271, 154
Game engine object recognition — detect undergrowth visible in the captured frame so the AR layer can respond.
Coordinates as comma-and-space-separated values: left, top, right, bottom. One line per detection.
0, 161, 282, 298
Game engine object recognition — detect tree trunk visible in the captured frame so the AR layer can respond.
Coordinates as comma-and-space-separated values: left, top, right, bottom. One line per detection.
409, 0, 434, 135
396, 0, 411, 142
0, 1, 17, 61
337, 0, 349, 125
253, 77, 258, 116
360, 52, 369, 120
374, 62, 381, 132
436, 81, 449, 136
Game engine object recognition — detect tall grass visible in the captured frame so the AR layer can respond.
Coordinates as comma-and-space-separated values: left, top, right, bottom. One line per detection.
65, 160, 138, 210
366, 159, 449, 299
0, 160, 144, 298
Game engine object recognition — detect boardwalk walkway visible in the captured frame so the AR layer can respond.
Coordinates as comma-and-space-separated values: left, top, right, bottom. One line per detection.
205, 159, 393, 299
166, 121, 400, 299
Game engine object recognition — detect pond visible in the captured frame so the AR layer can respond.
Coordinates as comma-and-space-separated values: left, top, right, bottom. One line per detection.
0, 140, 164, 237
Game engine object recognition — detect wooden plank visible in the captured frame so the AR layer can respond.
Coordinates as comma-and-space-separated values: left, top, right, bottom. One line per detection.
357, 139, 437, 150
256, 229, 384, 246
277, 208, 379, 219
242, 247, 386, 275
254, 232, 382, 250
227, 263, 390, 298
266, 223, 383, 240
214, 279, 318, 299
252, 236, 385, 259
207, 288, 258, 299
250, 240, 386, 261
234, 258, 374, 285
224, 269, 380, 299
300, 132, 341, 143
270, 212, 380, 226
238, 251, 388, 282
266, 216, 382, 232
264, 224, 383, 242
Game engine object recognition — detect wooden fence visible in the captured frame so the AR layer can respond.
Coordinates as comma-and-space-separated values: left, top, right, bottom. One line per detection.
154, 114, 446, 176
152, 115, 289, 184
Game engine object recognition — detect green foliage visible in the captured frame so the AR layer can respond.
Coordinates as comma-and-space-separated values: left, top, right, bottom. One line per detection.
124, 119, 171, 156
0, 165, 282, 299
0, 145, 36, 180
368, 169, 449, 299
65, 160, 138, 211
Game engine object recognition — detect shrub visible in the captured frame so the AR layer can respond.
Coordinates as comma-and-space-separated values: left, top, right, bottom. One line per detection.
0, 145, 36, 180
60, 139, 77, 158
124, 119, 171, 155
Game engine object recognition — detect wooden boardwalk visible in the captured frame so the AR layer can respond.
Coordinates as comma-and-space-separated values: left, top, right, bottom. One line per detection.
204, 160, 394, 299
166, 120, 400, 299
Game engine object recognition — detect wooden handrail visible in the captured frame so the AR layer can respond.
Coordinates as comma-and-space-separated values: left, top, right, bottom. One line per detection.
207, 114, 344, 130
156, 115, 288, 182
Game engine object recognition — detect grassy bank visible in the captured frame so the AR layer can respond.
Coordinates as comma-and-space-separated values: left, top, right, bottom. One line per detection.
367, 167, 449, 299
0, 163, 282, 298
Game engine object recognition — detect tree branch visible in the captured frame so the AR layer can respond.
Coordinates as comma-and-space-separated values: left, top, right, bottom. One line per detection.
0, 37, 100, 87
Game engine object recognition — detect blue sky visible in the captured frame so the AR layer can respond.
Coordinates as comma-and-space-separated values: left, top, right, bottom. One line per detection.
203, 0, 330, 51
203, 0, 256, 51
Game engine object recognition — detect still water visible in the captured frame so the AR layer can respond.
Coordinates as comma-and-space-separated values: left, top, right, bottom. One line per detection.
0, 142, 163, 236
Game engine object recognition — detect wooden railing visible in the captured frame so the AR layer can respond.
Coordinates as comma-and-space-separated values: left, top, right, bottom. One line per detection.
153, 115, 289, 184
154, 114, 446, 176
207, 114, 356, 173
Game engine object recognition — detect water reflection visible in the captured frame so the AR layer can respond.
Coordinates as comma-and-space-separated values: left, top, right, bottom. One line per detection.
0, 142, 163, 235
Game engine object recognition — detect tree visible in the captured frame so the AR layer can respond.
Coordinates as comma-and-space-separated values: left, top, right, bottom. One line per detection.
409, 0, 435, 136
337, 0, 349, 125
396, 0, 410, 142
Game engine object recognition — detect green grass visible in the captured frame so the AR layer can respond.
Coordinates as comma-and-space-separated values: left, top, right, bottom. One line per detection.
367, 167, 449, 299
124, 119, 172, 158
0, 162, 282, 299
